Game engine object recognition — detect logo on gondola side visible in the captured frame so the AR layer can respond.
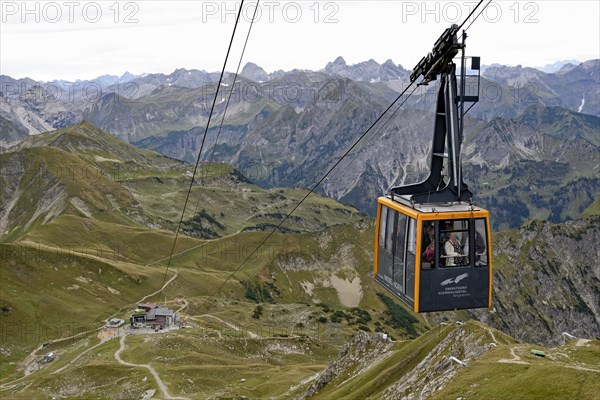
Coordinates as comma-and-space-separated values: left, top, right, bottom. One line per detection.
441, 273, 469, 286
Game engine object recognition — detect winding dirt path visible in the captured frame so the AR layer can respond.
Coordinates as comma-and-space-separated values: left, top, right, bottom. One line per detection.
1, 268, 180, 392
136, 269, 179, 304
51, 340, 108, 375
484, 326, 498, 344
114, 335, 188, 400
498, 345, 530, 365
552, 363, 600, 373
196, 314, 260, 339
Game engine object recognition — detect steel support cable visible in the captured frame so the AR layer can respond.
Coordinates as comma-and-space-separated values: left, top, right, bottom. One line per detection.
155, 2, 247, 302
458, 0, 488, 31
462, 0, 493, 32
331, 0, 491, 185
199, 0, 491, 308
206, 0, 261, 171
200, 80, 420, 309
191, 0, 261, 218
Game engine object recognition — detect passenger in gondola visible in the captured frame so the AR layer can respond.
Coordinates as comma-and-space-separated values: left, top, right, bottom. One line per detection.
444, 232, 463, 266
474, 230, 486, 265
423, 224, 434, 249
439, 221, 453, 265
422, 241, 435, 267
461, 235, 470, 266
440, 221, 452, 243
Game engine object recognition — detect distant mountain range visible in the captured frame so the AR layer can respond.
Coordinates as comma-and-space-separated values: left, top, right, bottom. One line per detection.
1, 58, 597, 141
1, 58, 598, 229
536, 59, 582, 73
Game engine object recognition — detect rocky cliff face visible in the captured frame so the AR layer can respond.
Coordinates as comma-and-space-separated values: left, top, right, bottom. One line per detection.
301, 332, 394, 398
0, 114, 28, 148
482, 60, 600, 117
300, 322, 510, 400
323, 57, 409, 82
241, 62, 271, 82
471, 217, 600, 346
4, 59, 596, 142
379, 325, 496, 400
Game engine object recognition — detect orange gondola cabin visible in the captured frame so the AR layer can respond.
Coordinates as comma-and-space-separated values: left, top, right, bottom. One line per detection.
374, 24, 492, 312
374, 196, 492, 312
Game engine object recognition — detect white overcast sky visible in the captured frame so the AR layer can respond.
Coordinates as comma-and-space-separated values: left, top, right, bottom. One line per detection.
1, 0, 599, 81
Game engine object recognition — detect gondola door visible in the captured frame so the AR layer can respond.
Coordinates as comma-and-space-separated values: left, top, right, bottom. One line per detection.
375, 203, 419, 309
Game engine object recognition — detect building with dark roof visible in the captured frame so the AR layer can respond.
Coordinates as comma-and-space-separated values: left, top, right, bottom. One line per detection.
130, 304, 177, 329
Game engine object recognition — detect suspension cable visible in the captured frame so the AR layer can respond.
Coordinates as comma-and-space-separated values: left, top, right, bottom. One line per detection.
194, 0, 490, 308
191, 0, 261, 218
155, 1, 248, 302
330, 0, 491, 182
200, 80, 420, 308
458, 0, 489, 31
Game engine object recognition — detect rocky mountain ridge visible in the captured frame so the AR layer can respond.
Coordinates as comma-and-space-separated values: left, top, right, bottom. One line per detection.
2, 58, 597, 143
472, 216, 600, 346
297, 321, 599, 399
3, 63, 598, 232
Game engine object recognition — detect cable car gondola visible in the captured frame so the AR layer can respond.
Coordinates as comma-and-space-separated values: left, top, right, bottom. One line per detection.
374, 25, 492, 313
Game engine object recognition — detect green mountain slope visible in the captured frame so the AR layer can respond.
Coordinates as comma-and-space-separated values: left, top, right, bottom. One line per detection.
420, 216, 600, 348
0, 146, 147, 240
9, 120, 187, 178
1, 122, 364, 241
0, 122, 388, 382
431, 338, 600, 400
471, 217, 600, 346
297, 321, 599, 400
518, 104, 600, 146
0, 241, 168, 377
580, 197, 600, 218
1, 121, 598, 399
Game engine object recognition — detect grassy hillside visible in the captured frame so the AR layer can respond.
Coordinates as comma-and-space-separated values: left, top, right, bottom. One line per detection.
0, 146, 150, 240
124, 164, 362, 238
1, 122, 425, 389
0, 242, 168, 377
2, 121, 597, 398
431, 338, 600, 400
518, 104, 600, 146
3, 318, 597, 399
469, 159, 599, 230
2, 122, 364, 241
580, 197, 600, 218
298, 321, 599, 400
418, 216, 600, 348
